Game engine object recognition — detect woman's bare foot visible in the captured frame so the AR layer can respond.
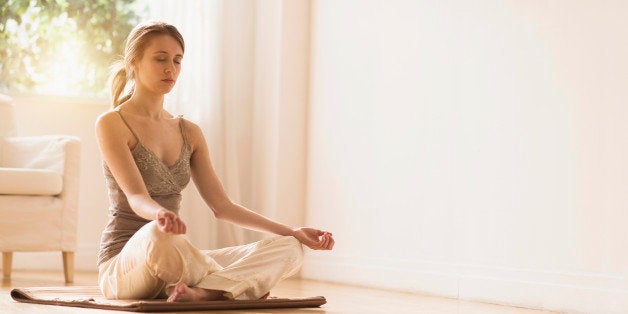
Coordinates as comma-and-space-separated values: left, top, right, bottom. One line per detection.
166, 282, 227, 302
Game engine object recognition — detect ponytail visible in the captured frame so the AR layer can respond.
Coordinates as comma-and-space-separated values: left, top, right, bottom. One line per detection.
109, 60, 132, 108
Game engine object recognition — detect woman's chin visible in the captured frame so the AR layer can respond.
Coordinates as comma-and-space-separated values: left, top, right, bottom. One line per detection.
158, 86, 176, 94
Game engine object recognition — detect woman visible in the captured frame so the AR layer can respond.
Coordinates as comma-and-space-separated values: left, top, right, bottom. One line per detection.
96, 21, 334, 302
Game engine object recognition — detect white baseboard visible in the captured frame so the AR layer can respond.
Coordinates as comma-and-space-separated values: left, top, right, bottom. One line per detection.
3, 243, 98, 272
301, 253, 628, 314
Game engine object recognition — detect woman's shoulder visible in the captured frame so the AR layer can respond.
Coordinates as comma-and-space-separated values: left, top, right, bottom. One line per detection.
96, 109, 121, 126
179, 117, 202, 134
95, 110, 127, 138
178, 118, 205, 149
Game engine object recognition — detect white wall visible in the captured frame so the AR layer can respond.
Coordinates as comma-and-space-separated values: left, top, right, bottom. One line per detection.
10, 96, 109, 272
302, 1, 628, 313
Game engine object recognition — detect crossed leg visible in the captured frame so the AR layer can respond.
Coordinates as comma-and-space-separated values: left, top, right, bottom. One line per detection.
99, 221, 303, 301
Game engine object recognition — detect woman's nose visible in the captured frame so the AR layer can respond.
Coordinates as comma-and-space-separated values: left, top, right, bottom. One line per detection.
165, 62, 175, 74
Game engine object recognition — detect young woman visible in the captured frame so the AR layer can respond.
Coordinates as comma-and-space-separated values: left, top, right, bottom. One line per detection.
96, 21, 334, 302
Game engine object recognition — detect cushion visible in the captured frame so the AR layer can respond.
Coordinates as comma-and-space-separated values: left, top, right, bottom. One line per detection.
0, 167, 63, 195
1, 136, 69, 173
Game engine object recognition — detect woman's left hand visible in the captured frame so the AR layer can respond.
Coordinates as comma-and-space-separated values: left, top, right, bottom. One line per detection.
292, 227, 335, 250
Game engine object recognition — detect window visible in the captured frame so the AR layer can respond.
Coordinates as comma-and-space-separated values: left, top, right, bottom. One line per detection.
0, 0, 144, 97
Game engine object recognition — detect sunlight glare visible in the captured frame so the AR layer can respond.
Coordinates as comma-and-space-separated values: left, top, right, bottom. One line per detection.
14, 9, 91, 97
35, 37, 86, 96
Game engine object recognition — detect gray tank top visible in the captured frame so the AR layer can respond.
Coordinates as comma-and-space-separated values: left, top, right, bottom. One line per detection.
97, 109, 192, 266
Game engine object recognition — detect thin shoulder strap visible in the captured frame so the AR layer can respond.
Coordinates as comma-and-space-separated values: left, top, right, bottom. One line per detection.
115, 109, 141, 142
178, 115, 189, 145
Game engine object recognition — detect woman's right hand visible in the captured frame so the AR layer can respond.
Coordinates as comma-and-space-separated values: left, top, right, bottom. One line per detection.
157, 209, 187, 234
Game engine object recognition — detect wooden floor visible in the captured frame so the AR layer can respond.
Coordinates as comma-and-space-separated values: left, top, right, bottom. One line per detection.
1, 270, 559, 314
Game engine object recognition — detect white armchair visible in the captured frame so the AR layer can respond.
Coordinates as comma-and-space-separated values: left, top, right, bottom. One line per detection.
0, 94, 81, 283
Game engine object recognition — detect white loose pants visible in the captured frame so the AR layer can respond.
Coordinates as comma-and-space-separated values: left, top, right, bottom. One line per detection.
98, 221, 303, 300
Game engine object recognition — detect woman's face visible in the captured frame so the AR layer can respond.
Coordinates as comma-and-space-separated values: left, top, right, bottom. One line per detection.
133, 34, 183, 95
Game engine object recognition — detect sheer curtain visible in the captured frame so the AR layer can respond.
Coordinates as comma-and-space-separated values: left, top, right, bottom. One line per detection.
144, 0, 311, 249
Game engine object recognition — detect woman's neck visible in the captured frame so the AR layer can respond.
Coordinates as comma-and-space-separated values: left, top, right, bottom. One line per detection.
126, 91, 166, 120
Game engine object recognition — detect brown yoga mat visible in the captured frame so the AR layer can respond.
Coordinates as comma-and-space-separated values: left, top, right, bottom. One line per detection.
11, 286, 326, 312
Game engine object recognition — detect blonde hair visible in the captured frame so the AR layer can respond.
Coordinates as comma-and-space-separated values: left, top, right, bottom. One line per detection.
109, 21, 185, 107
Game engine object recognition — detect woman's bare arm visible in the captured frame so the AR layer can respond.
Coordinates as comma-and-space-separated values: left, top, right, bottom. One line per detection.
186, 120, 334, 250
